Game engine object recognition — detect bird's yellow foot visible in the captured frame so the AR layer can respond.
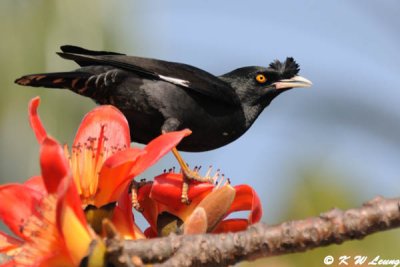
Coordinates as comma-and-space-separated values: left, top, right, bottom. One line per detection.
171, 147, 216, 204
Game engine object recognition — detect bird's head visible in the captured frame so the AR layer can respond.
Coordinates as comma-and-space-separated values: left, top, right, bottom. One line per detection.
221, 57, 312, 107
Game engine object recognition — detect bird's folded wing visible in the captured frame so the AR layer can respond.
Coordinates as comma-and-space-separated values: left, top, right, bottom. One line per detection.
58, 45, 240, 105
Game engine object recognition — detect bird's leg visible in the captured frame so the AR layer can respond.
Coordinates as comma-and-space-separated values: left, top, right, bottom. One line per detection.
171, 147, 214, 204
171, 147, 213, 183
162, 118, 213, 204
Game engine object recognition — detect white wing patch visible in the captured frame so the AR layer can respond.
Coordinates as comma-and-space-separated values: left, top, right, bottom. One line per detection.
158, 75, 190, 87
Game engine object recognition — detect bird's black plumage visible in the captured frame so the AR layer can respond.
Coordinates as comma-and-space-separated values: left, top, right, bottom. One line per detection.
15, 45, 311, 152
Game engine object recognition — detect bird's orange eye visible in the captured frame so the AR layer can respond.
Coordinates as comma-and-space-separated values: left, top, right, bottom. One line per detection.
255, 74, 267, 84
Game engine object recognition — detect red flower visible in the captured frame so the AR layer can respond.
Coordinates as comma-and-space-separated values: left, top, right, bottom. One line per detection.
0, 137, 103, 266
137, 172, 262, 237
29, 97, 191, 208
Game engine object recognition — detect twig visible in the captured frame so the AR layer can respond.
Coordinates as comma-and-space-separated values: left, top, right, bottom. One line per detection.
111, 196, 400, 267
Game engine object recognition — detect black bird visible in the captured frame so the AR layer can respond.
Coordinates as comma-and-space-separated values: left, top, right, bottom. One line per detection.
15, 45, 312, 152
16, 45, 312, 204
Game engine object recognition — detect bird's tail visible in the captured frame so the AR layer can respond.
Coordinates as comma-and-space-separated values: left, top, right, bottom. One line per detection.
15, 72, 91, 92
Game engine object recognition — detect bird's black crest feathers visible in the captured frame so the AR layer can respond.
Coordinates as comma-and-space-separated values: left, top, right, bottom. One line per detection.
269, 57, 300, 79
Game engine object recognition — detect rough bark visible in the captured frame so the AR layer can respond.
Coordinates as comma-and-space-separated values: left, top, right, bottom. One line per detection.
106, 196, 400, 267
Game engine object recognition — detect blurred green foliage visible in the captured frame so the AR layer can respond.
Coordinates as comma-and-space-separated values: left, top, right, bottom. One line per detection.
0, 0, 113, 182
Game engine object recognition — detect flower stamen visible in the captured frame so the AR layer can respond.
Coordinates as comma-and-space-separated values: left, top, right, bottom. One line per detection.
10, 195, 60, 265
65, 125, 124, 206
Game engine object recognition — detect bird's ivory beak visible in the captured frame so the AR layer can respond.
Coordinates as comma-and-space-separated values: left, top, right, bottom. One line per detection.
273, 75, 312, 90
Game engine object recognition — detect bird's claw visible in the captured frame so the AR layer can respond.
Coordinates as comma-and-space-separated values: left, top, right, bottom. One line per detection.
181, 191, 191, 205
180, 166, 214, 205
182, 166, 214, 183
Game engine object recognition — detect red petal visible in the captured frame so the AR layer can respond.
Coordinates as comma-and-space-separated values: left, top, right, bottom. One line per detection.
0, 184, 43, 239
73, 105, 130, 150
28, 96, 47, 143
212, 219, 249, 234
0, 231, 22, 252
137, 183, 159, 233
129, 129, 192, 177
150, 173, 213, 209
144, 227, 157, 238
95, 148, 145, 207
227, 185, 262, 224
40, 137, 70, 194
111, 186, 144, 240
0, 259, 17, 267
103, 148, 146, 169
24, 176, 46, 193
56, 175, 93, 265
115, 185, 132, 212
56, 174, 87, 232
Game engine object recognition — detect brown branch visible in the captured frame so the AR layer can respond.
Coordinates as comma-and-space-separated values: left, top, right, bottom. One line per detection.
106, 196, 400, 267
